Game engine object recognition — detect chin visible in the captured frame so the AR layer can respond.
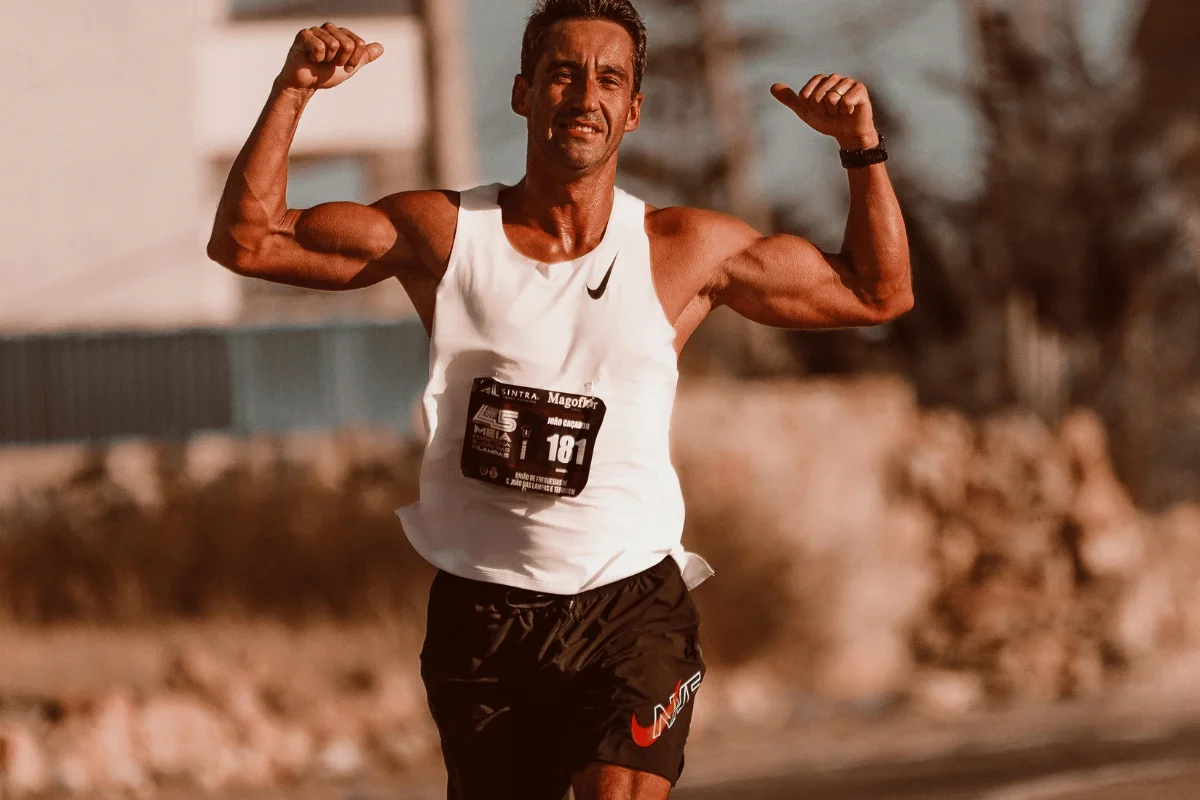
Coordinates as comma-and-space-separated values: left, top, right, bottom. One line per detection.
550, 146, 606, 172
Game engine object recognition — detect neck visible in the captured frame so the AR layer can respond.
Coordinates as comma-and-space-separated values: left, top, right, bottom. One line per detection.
509, 152, 620, 255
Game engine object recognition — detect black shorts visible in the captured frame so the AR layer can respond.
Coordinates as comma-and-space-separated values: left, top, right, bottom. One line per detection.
420, 557, 706, 800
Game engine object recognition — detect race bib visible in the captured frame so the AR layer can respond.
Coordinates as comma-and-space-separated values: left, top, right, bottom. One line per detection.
460, 377, 607, 497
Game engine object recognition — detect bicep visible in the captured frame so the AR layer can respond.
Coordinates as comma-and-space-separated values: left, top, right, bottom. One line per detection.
232, 200, 408, 291
716, 234, 884, 329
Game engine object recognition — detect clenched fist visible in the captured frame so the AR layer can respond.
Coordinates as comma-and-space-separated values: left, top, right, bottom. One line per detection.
771, 74, 879, 151
278, 23, 384, 92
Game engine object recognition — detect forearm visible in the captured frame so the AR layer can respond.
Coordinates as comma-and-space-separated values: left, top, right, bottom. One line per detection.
208, 82, 314, 268
840, 159, 912, 312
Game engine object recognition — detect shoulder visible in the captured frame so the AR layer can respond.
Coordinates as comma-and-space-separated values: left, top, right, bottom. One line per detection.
646, 205, 761, 252
372, 189, 462, 274
645, 205, 764, 277
645, 204, 752, 235
373, 189, 461, 231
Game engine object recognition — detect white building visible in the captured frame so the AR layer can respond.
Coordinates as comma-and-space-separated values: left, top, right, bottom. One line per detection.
2, 0, 476, 334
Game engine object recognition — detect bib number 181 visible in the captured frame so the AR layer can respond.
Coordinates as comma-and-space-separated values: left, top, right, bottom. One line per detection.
547, 434, 588, 465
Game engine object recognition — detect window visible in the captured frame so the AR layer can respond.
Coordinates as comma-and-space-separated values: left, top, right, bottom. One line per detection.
287, 155, 369, 208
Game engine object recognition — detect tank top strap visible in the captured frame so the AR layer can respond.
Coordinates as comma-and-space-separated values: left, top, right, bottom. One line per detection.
453, 183, 504, 242
460, 183, 504, 213
610, 187, 647, 239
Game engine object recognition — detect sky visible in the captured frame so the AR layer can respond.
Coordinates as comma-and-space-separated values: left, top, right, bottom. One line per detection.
461, 0, 1142, 240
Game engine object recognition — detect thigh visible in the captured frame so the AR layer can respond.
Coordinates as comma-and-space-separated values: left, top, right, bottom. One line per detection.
565, 562, 707, 787
424, 678, 572, 800
420, 572, 573, 800
571, 762, 672, 800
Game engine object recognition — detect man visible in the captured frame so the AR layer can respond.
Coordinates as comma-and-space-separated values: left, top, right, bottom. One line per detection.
207, 1, 911, 797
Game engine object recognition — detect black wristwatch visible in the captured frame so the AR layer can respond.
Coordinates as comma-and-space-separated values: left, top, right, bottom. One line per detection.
839, 135, 888, 170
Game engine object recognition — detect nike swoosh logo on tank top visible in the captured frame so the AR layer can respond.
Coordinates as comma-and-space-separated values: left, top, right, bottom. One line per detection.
587, 254, 618, 299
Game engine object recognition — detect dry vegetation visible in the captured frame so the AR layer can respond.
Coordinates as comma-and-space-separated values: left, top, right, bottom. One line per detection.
4, 380, 1200, 795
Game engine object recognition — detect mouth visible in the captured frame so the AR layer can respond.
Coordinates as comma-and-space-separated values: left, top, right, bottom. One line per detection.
559, 119, 604, 138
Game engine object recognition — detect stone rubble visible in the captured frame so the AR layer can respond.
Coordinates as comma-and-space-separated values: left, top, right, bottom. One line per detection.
671, 381, 1200, 716
0, 649, 439, 798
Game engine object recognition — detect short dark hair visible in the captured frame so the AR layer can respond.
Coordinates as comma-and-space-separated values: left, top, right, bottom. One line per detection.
521, 0, 647, 94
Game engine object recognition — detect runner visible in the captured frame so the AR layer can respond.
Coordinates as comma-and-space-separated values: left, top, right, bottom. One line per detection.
207, 1, 912, 797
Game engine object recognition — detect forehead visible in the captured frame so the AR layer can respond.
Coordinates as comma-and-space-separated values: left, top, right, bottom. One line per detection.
538, 18, 635, 71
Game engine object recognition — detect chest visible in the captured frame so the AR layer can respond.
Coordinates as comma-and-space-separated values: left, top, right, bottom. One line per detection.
462, 246, 664, 361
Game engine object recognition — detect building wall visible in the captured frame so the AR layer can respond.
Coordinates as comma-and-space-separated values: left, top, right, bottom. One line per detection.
3, 0, 238, 333
195, 17, 427, 160
2, 1, 439, 334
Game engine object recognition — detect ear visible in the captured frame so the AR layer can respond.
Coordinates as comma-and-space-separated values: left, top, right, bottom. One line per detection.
512, 74, 531, 118
624, 91, 643, 134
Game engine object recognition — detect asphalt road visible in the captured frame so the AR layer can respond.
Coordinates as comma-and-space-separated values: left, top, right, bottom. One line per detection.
196, 715, 1200, 800
674, 722, 1200, 800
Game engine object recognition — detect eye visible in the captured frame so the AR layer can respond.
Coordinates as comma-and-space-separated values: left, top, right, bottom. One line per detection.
600, 77, 620, 87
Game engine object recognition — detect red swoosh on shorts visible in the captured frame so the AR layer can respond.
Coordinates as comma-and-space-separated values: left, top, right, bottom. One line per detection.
630, 680, 683, 748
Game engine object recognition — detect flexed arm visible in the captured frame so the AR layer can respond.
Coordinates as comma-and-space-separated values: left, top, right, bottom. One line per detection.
206, 24, 408, 290
713, 74, 912, 328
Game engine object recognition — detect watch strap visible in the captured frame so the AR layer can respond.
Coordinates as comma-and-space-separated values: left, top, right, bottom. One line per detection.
839, 136, 888, 170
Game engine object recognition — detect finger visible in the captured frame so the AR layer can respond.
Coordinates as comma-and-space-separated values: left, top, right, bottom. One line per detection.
798, 74, 826, 101
344, 32, 369, 71
311, 26, 340, 63
348, 42, 385, 74
324, 24, 357, 67
837, 82, 869, 115
770, 83, 799, 109
299, 29, 326, 62
810, 73, 845, 106
826, 77, 858, 114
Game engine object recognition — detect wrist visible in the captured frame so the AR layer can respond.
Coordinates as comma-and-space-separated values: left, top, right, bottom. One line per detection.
272, 78, 317, 100
836, 130, 881, 151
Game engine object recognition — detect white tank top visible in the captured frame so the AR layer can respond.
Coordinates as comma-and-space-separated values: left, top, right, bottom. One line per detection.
397, 184, 712, 594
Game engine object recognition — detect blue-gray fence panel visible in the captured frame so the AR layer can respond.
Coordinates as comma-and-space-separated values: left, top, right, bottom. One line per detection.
0, 321, 429, 445
0, 330, 233, 443
228, 322, 429, 435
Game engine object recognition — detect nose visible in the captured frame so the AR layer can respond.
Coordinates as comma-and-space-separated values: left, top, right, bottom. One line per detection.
575, 73, 602, 113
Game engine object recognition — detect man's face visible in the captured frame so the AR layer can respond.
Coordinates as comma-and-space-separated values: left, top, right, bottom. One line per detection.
513, 19, 643, 173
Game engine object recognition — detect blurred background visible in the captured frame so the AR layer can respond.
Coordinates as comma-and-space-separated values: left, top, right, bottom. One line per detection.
3, 0, 1200, 797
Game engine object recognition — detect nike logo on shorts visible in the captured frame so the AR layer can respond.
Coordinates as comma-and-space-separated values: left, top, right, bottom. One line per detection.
587, 254, 617, 300
630, 670, 703, 747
